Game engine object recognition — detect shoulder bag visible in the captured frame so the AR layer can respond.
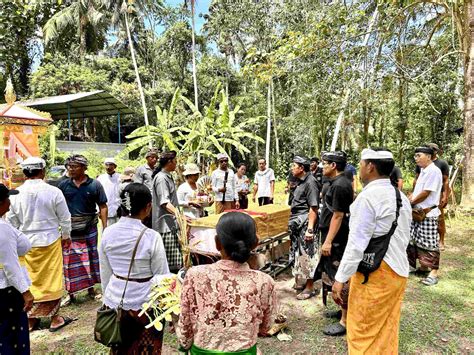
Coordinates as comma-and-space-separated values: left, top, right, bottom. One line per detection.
357, 187, 402, 284
412, 205, 438, 222
94, 227, 148, 347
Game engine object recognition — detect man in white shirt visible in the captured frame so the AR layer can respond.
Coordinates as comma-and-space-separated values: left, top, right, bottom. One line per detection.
331, 148, 412, 354
7, 157, 73, 332
211, 153, 239, 214
97, 158, 121, 226
408, 146, 443, 286
0, 183, 34, 353
252, 158, 275, 206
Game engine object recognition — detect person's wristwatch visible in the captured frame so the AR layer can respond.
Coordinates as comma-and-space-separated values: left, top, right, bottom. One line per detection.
307, 228, 314, 234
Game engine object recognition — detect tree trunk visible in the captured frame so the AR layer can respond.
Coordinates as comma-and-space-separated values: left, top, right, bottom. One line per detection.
461, 2, 474, 208
271, 78, 280, 156
265, 81, 271, 163
124, 11, 150, 132
191, 0, 199, 110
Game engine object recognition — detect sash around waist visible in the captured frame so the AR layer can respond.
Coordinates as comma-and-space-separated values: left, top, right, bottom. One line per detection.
113, 274, 153, 283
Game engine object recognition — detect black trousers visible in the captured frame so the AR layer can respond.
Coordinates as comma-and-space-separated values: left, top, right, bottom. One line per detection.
0, 287, 30, 355
258, 197, 273, 206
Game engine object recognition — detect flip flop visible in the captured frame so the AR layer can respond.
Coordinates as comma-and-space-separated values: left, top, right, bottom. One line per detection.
323, 322, 346, 336
324, 309, 342, 319
421, 276, 438, 286
49, 317, 76, 332
296, 289, 316, 300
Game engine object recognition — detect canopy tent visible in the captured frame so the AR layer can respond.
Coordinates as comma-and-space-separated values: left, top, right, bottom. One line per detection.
0, 81, 53, 187
20, 90, 134, 143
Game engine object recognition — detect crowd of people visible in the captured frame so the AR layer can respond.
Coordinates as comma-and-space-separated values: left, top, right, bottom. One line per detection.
0, 142, 448, 354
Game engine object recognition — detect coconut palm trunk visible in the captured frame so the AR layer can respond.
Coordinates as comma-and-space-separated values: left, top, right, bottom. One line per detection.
190, 0, 199, 110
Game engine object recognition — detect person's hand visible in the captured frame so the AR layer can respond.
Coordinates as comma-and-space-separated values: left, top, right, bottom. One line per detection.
440, 196, 448, 208
235, 201, 240, 209
189, 202, 202, 208
321, 241, 332, 256
331, 281, 344, 306
22, 290, 34, 312
304, 230, 314, 242
62, 237, 72, 250
284, 187, 289, 194
218, 187, 226, 193
252, 196, 256, 203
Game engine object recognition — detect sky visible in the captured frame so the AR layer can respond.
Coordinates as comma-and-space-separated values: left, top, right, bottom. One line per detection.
166, 0, 211, 34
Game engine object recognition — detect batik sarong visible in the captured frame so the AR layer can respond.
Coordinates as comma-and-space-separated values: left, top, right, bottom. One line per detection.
0, 287, 30, 355
63, 226, 101, 294
26, 238, 63, 318
162, 230, 183, 273
288, 213, 320, 280
190, 343, 257, 354
347, 261, 407, 354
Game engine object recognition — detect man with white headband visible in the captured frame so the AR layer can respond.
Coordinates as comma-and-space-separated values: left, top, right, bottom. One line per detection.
7, 157, 74, 332
211, 153, 239, 214
332, 148, 412, 354
97, 158, 121, 226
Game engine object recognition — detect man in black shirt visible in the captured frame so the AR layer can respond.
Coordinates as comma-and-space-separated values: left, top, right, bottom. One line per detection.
413, 143, 450, 250
288, 156, 320, 300
314, 151, 354, 336
310, 157, 323, 191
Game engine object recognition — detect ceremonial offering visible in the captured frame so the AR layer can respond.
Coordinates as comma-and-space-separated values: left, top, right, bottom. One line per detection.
196, 175, 213, 194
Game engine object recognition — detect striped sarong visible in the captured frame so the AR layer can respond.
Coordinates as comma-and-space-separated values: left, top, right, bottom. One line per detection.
63, 226, 101, 294
26, 238, 64, 318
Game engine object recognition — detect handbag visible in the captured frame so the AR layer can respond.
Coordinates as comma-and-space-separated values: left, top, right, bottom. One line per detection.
94, 227, 148, 347
412, 205, 437, 222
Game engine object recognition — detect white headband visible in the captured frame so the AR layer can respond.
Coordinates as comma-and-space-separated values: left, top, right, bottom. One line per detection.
361, 148, 393, 160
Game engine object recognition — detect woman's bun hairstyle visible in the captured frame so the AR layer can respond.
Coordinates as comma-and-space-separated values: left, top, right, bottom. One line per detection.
216, 212, 258, 263
120, 183, 152, 217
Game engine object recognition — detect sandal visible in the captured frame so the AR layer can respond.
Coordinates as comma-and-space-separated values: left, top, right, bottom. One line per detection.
296, 289, 316, 300
421, 276, 438, 286
324, 309, 342, 319
49, 317, 76, 332
323, 322, 346, 336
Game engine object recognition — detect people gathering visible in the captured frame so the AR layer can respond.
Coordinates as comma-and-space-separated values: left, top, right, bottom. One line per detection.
1, 142, 449, 354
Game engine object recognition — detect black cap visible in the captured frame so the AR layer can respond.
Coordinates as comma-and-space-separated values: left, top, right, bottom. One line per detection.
415, 146, 434, 155
293, 156, 310, 166
0, 184, 19, 201
310, 157, 319, 163
322, 151, 347, 163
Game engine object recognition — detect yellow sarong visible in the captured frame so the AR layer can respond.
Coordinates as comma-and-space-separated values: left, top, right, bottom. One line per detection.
25, 238, 64, 302
347, 261, 407, 355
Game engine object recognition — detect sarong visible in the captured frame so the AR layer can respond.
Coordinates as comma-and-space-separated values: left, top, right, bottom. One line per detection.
0, 287, 30, 354
409, 217, 440, 270
162, 230, 183, 273
190, 343, 257, 354
288, 213, 320, 280
407, 244, 440, 270
215, 201, 236, 214
314, 227, 349, 307
63, 226, 101, 294
111, 309, 163, 355
347, 261, 407, 355
25, 238, 63, 318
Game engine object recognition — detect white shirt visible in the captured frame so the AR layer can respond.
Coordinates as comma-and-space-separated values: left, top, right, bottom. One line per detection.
177, 182, 204, 219
254, 168, 275, 198
0, 219, 32, 293
413, 162, 442, 218
6, 179, 71, 247
100, 217, 171, 310
97, 173, 121, 218
335, 179, 412, 283
211, 168, 238, 202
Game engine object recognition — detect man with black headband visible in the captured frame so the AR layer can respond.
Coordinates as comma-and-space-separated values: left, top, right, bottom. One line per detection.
332, 148, 411, 354
413, 143, 450, 250
314, 150, 353, 336
152, 151, 181, 272
408, 146, 442, 286
58, 154, 107, 303
288, 156, 320, 300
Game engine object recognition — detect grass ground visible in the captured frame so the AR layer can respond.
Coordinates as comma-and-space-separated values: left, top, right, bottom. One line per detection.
30, 183, 474, 354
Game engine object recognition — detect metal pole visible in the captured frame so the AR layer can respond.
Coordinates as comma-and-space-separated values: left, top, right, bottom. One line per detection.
67, 103, 71, 141
117, 111, 121, 144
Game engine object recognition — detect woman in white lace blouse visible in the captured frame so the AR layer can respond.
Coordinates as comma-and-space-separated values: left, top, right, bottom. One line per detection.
99, 183, 170, 354
177, 212, 277, 354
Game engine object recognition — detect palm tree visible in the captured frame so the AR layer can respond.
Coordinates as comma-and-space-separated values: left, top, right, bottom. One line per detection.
186, 0, 199, 110
43, 0, 107, 57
